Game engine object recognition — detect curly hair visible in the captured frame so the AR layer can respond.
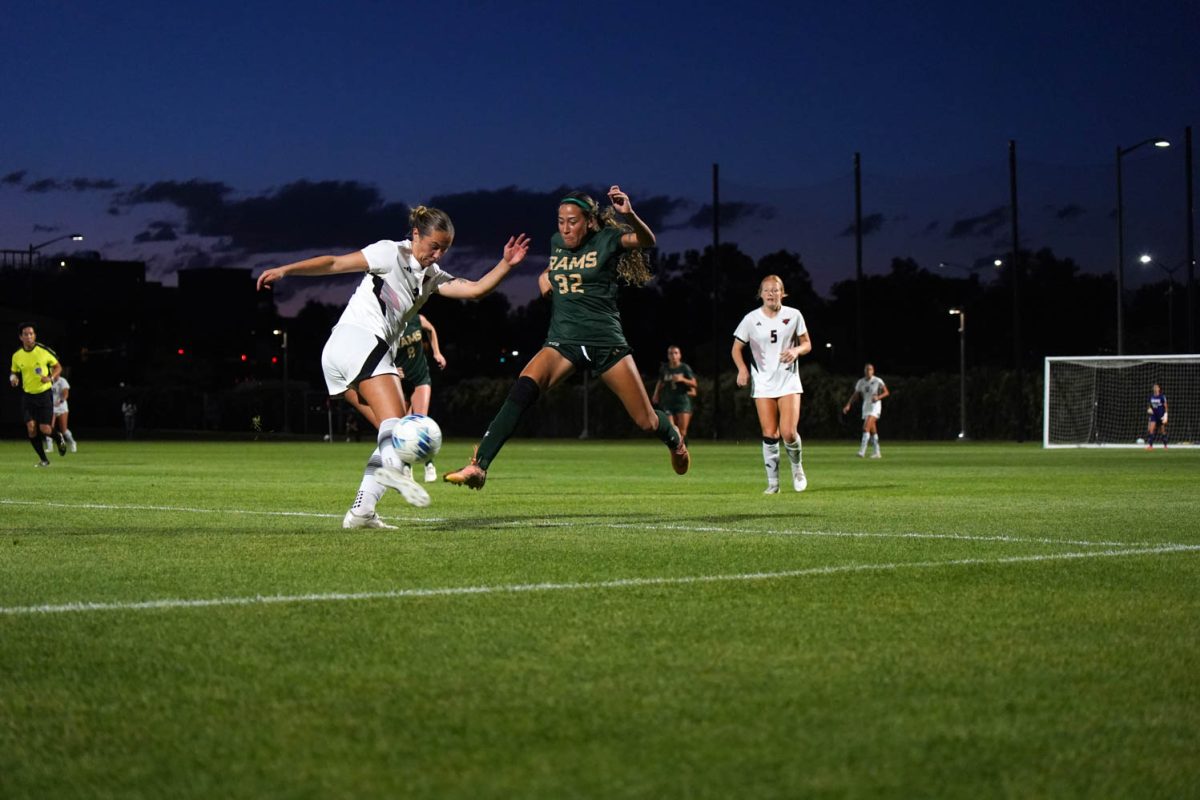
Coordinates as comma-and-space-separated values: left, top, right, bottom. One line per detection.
560, 191, 652, 286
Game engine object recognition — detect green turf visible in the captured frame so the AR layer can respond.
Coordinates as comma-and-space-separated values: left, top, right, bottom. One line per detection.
1, 439, 1197, 799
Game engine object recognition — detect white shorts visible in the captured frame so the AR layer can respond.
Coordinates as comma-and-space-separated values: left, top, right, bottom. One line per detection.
751, 370, 803, 399
321, 323, 399, 396
863, 401, 882, 419
54, 403, 68, 416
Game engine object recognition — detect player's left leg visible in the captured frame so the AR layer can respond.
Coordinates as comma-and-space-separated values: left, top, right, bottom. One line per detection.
866, 414, 881, 457
355, 374, 428, 510
1146, 420, 1157, 450
671, 411, 692, 442
57, 412, 76, 452
755, 399, 782, 492
600, 355, 688, 474
778, 393, 806, 492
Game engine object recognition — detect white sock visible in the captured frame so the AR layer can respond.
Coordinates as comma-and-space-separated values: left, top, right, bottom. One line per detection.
377, 417, 401, 468
871, 434, 880, 453
783, 437, 803, 468
762, 439, 780, 485
64, 429, 75, 445
351, 449, 387, 515
860, 432, 870, 453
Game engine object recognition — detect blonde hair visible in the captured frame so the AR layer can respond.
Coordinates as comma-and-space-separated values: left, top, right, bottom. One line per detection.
560, 191, 652, 287
757, 274, 787, 298
409, 205, 455, 239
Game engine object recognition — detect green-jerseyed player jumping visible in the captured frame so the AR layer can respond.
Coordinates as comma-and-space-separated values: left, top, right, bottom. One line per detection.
445, 186, 690, 489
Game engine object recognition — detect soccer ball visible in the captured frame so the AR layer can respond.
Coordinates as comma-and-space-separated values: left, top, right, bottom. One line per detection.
391, 414, 442, 463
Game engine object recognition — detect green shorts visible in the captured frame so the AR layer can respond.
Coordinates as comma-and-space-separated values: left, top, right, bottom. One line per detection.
659, 398, 693, 415
545, 342, 631, 375
398, 352, 431, 389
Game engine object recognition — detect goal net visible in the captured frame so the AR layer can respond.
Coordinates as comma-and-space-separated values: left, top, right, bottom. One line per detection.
1044, 355, 1200, 447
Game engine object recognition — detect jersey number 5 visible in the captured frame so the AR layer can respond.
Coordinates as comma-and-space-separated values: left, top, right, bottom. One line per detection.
553, 274, 584, 294
770, 330, 778, 343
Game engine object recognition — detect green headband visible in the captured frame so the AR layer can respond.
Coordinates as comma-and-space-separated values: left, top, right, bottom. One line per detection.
559, 197, 592, 213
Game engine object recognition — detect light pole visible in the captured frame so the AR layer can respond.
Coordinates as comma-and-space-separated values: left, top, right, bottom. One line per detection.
937, 259, 1003, 277
1116, 137, 1170, 354
273, 328, 289, 433
1140, 254, 1185, 352
29, 233, 84, 262
949, 308, 966, 440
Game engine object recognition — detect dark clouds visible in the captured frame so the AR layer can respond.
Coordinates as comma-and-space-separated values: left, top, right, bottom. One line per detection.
133, 221, 179, 243
20, 176, 118, 192
118, 179, 411, 253
946, 206, 1008, 239
838, 212, 885, 238
1054, 203, 1085, 221
2, 170, 26, 185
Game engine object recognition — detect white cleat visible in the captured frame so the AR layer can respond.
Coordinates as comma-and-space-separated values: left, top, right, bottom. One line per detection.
763, 483, 780, 495
401, 463, 413, 479
792, 466, 808, 492
870, 452, 882, 459
856, 451, 866, 458
375, 466, 431, 508
342, 509, 398, 529
69, 441, 77, 453
424, 462, 437, 483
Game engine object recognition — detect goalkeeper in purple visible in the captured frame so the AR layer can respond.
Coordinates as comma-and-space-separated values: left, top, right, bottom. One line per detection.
1144, 383, 1168, 450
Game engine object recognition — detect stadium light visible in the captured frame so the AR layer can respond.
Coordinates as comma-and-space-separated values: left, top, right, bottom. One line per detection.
1140, 253, 1186, 351
1116, 137, 1171, 354
948, 309, 967, 440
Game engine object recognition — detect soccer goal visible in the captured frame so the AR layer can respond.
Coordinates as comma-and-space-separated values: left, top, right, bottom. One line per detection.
1043, 355, 1200, 448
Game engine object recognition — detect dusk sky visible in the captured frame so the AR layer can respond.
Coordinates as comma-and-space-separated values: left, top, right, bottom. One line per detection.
3, 0, 1196, 314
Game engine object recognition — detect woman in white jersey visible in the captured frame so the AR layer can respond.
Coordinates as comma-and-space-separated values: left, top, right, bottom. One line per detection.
731, 275, 812, 493
51, 373, 77, 454
257, 206, 530, 528
844, 362, 889, 458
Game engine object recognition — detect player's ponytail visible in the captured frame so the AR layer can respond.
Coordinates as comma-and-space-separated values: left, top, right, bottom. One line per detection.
409, 205, 455, 240
560, 190, 653, 287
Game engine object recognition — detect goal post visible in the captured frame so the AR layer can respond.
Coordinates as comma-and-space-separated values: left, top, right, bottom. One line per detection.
1043, 355, 1200, 448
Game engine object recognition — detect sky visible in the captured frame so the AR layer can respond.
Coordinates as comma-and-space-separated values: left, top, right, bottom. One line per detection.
2, 0, 1196, 314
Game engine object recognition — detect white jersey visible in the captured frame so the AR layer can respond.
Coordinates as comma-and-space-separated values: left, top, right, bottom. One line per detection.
52, 376, 70, 413
339, 239, 455, 347
733, 305, 807, 398
855, 375, 886, 418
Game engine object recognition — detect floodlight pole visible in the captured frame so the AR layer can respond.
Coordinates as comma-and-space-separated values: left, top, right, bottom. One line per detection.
711, 162, 721, 440
854, 152, 864, 363
950, 309, 967, 440
1116, 137, 1170, 354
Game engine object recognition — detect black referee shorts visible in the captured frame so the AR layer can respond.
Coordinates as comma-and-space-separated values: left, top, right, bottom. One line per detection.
20, 391, 53, 427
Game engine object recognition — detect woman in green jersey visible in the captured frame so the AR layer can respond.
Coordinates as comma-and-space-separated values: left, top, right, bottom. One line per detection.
652, 345, 697, 441
445, 186, 690, 489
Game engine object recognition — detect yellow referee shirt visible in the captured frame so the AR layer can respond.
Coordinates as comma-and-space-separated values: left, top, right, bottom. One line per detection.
11, 344, 59, 394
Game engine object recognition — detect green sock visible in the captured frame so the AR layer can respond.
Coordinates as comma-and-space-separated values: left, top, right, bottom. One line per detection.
476, 377, 540, 470
655, 410, 681, 449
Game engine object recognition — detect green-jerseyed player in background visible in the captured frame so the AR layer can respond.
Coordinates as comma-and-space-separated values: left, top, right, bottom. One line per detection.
445, 186, 690, 489
652, 345, 697, 442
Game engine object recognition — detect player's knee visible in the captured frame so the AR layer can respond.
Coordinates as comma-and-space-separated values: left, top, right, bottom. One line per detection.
507, 376, 540, 411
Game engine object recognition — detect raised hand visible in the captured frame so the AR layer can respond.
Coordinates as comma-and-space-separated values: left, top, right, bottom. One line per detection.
503, 233, 531, 266
257, 268, 285, 291
608, 185, 632, 215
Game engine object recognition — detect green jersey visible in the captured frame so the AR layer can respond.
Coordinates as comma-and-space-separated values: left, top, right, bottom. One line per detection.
395, 318, 432, 387
657, 362, 695, 412
544, 227, 627, 346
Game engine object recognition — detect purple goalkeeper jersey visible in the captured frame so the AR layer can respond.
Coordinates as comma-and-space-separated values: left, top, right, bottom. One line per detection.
1148, 393, 1167, 418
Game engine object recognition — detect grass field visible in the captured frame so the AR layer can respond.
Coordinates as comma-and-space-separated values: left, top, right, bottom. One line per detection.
1, 438, 1198, 799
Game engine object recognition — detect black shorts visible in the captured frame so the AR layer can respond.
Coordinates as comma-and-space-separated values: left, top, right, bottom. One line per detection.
545, 342, 631, 375
21, 391, 53, 426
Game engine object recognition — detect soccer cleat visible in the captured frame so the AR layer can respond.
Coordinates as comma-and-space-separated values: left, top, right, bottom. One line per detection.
1145, 445, 1153, 451
424, 462, 437, 483
444, 447, 487, 490
401, 463, 413, 479
870, 452, 882, 459
69, 441, 77, 453
35, 460, 50, 468
763, 483, 780, 495
342, 509, 398, 529
856, 451, 865, 458
55, 436, 67, 457
670, 438, 690, 475
374, 466, 432, 508
792, 465, 808, 492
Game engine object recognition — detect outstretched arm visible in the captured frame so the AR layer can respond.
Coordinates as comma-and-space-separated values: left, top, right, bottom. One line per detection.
609, 186, 656, 249
419, 314, 446, 369
438, 234, 531, 300
257, 251, 369, 291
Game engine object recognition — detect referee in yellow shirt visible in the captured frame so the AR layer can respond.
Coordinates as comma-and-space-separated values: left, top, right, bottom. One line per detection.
9, 323, 62, 467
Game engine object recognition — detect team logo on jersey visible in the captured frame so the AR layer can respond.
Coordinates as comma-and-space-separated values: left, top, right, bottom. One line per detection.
783, 318, 790, 325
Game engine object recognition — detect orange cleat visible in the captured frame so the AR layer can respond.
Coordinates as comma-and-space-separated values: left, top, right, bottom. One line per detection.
444, 448, 487, 490
670, 438, 690, 475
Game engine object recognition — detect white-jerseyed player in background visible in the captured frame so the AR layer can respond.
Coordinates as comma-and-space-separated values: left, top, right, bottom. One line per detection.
51, 374, 77, 453
731, 274, 812, 493
844, 363, 889, 458
257, 206, 529, 528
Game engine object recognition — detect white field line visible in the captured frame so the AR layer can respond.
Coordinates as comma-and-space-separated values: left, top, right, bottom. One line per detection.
508, 519, 1148, 549
0, 498, 1170, 549
2, 544, 1197, 617
0, 499, 444, 523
